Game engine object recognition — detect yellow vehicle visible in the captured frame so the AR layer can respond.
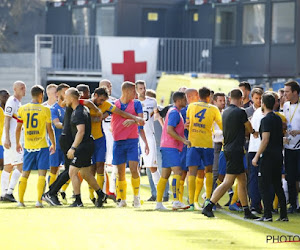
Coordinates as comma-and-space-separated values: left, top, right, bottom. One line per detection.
156, 73, 239, 105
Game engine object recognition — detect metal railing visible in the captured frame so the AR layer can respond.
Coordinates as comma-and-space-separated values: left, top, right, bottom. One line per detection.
35, 34, 212, 83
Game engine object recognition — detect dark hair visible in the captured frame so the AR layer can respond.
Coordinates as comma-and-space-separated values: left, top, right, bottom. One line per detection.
239, 81, 251, 91
135, 80, 146, 88
262, 93, 275, 110
94, 87, 109, 98
213, 92, 225, 101
0, 89, 9, 96
230, 88, 243, 100
199, 87, 211, 99
31, 85, 44, 97
284, 80, 300, 94
76, 84, 90, 93
146, 89, 156, 98
172, 91, 185, 103
251, 87, 263, 97
57, 83, 70, 92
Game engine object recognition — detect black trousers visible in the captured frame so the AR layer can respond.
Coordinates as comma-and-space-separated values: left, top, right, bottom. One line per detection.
258, 152, 287, 218
284, 148, 300, 208
48, 134, 72, 196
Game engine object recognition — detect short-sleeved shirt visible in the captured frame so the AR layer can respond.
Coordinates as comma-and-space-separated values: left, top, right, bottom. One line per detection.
181, 105, 189, 138
0, 107, 4, 146
168, 109, 181, 127
90, 100, 116, 140
70, 104, 92, 143
17, 103, 52, 149
186, 101, 222, 148
119, 99, 143, 114
259, 112, 283, 153
222, 104, 248, 152
141, 97, 158, 135
51, 102, 66, 148
102, 96, 117, 136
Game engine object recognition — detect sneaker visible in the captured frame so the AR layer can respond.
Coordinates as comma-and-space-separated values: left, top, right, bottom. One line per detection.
172, 201, 190, 210
244, 213, 260, 220
17, 202, 25, 207
133, 196, 141, 208
287, 206, 297, 214
272, 209, 279, 214
229, 203, 243, 212
187, 205, 195, 211
276, 217, 289, 222
251, 207, 263, 215
59, 191, 68, 205
0, 196, 4, 201
203, 199, 210, 208
91, 198, 96, 205
96, 191, 107, 208
35, 201, 44, 208
69, 200, 83, 207
107, 193, 117, 202
117, 200, 127, 208
147, 196, 156, 202
163, 196, 169, 202
155, 202, 168, 210
194, 203, 202, 211
202, 206, 215, 218
256, 216, 272, 222
4, 193, 17, 202
44, 193, 62, 206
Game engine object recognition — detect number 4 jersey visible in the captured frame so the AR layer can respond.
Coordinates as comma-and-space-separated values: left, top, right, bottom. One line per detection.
17, 103, 52, 150
187, 101, 222, 148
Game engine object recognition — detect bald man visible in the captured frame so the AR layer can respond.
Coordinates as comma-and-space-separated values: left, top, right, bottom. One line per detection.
1, 81, 26, 202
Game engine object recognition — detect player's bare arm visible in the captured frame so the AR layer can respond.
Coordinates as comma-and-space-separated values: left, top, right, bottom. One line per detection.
113, 107, 145, 126
167, 125, 191, 147
3, 116, 12, 149
15, 121, 23, 153
81, 99, 103, 120
244, 120, 253, 136
46, 122, 56, 155
139, 128, 149, 155
52, 118, 63, 129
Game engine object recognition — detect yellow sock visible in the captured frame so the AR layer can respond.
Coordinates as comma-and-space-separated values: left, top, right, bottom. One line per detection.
194, 177, 204, 204
18, 176, 28, 204
179, 180, 184, 202
9, 171, 12, 180
188, 176, 196, 205
118, 180, 127, 200
97, 174, 105, 190
273, 195, 279, 209
37, 176, 46, 203
172, 175, 181, 201
131, 177, 140, 196
49, 173, 57, 187
157, 177, 167, 202
205, 172, 213, 199
216, 179, 222, 186
89, 185, 95, 200
61, 179, 70, 192
116, 179, 121, 200
231, 183, 239, 205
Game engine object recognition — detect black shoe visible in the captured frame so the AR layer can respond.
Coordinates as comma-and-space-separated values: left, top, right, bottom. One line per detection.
69, 200, 83, 207
91, 198, 96, 205
244, 212, 260, 220
147, 196, 156, 202
224, 193, 233, 207
44, 193, 62, 206
96, 191, 107, 208
287, 206, 297, 214
163, 197, 169, 202
107, 194, 117, 202
256, 217, 273, 222
202, 206, 215, 218
251, 207, 263, 215
271, 209, 279, 214
276, 217, 289, 222
0, 196, 4, 201
4, 193, 17, 202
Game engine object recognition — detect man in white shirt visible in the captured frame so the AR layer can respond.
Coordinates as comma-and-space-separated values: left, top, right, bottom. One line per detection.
1, 81, 26, 202
43, 84, 57, 108
283, 80, 300, 213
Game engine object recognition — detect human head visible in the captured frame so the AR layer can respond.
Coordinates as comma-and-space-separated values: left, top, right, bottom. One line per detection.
31, 85, 44, 103
239, 81, 251, 101
121, 81, 136, 100
261, 92, 275, 112
65, 87, 80, 107
145, 89, 156, 98
278, 88, 285, 107
46, 84, 57, 102
272, 91, 280, 111
76, 84, 90, 99
213, 92, 226, 110
284, 80, 300, 103
13, 81, 26, 100
210, 90, 215, 104
93, 87, 109, 106
57, 83, 70, 102
178, 86, 187, 93
99, 79, 112, 96
0, 90, 10, 107
135, 80, 146, 98
229, 88, 243, 107
198, 87, 211, 103
172, 91, 187, 109
185, 88, 199, 104
251, 88, 263, 108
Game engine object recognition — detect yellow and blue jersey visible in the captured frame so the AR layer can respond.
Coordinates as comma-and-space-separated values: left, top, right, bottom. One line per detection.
0, 107, 4, 146
17, 103, 52, 149
186, 101, 222, 148
90, 100, 116, 140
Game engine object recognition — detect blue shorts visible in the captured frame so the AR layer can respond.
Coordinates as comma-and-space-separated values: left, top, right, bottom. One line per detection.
112, 139, 139, 165
23, 148, 49, 171
180, 146, 188, 171
219, 151, 247, 175
50, 147, 64, 167
92, 136, 107, 164
186, 147, 214, 169
161, 147, 181, 168
0, 145, 3, 160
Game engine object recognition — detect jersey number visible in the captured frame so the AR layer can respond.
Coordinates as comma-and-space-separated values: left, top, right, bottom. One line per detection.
26, 113, 38, 128
195, 109, 207, 122
143, 111, 149, 121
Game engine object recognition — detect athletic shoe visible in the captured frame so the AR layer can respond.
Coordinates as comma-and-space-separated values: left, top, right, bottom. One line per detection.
35, 201, 44, 208
17, 202, 25, 207
107, 193, 117, 202
91, 198, 96, 205
172, 201, 190, 210
163, 196, 169, 202
155, 202, 168, 210
133, 196, 141, 208
229, 203, 243, 212
216, 203, 223, 209
147, 196, 156, 202
0, 196, 5, 201
202, 206, 215, 218
187, 205, 194, 211
117, 200, 127, 208
256, 217, 272, 222
276, 217, 289, 222
194, 203, 202, 211
69, 200, 83, 207
271, 209, 278, 214
224, 193, 233, 206
4, 193, 17, 202
244, 213, 260, 220
251, 207, 263, 215
59, 191, 68, 205
287, 206, 297, 214
96, 191, 107, 208
43, 193, 62, 206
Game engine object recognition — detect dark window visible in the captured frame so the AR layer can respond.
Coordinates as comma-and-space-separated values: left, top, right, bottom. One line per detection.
96, 6, 115, 36
72, 7, 91, 36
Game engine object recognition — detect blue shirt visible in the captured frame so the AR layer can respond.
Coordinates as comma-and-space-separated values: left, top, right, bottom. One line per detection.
168, 109, 181, 127
181, 105, 189, 138
51, 102, 66, 149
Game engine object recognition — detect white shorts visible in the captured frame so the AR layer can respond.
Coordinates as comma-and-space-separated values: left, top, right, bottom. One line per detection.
4, 143, 23, 166
105, 131, 114, 165
140, 134, 158, 168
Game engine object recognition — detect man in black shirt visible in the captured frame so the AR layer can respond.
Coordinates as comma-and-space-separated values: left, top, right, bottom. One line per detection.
252, 92, 288, 222
203, 88, 258, 219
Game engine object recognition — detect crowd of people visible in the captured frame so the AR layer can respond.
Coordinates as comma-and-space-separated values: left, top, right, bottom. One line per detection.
0, 78, 299, 222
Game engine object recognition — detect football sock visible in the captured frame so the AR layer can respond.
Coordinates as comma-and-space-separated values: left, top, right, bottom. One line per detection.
109, 165, 117, 194
231, 183, 239, 205
61, 179, 70, 192
179, 180, 184, 202
194, 177, 204, 204
243, 206, 251, 215
97, 174, 105, 190
18, 176, 28, 203
131, 177, 140, 196
118, 180, 127, 200
116, 179, 121, 200
37, 176, 46, 203
216, 178, 222, 186
75, 194, 82, 203
188, 176, 196, 205
172, 175, 181, 201
206, 200, 215, 210
157, 178, 167, 202
1, 170, 10, 197
151, 170, 161, 189
205, 172, 213, 199
273, 195, 278, 210
48, 173, 57, 187
7, 169, 22, 195
88, 185, 95, 200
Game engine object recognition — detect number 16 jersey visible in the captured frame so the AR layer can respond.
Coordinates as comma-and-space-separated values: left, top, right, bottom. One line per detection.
186, 101, 222, 148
